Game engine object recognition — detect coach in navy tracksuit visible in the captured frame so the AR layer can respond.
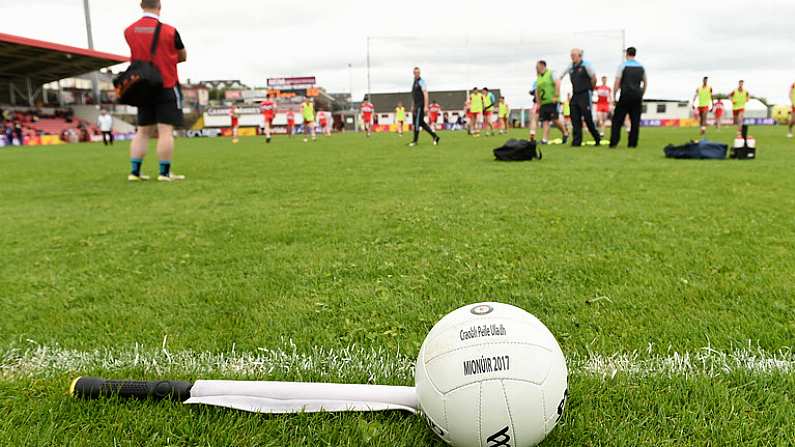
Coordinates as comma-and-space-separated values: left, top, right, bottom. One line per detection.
610, 47, 647, 148
560, 49, 601, 147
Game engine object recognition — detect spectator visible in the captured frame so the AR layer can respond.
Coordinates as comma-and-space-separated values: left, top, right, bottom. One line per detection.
13, 121, 24, 146
98, 109, 115, 146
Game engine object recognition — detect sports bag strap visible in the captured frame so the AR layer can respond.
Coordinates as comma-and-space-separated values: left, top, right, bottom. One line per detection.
149, 21, 163, 61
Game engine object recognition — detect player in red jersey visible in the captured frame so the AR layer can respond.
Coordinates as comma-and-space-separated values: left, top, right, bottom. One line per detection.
286, 110, 296, 138
319, 111, 331, 137
712, 100, 725, 130
789, 82, 795, 138
229, 104, 240, 144
595, 76, 612, 137
360, 96, 375, 137
428, 101, 442, 132
259, 93, 275, 144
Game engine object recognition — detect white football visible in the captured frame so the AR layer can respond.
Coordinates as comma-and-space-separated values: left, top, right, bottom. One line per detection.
415, 302, 568, 447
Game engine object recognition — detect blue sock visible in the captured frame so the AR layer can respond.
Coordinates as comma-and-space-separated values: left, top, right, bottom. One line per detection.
130, 158, 143, 176
159, 161, 171, 177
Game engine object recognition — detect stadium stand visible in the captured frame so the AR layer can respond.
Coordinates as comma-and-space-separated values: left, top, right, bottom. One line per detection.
0, 32, 126, 147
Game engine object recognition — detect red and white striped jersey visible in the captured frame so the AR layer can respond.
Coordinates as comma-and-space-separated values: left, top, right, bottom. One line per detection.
429, 103, 442, 114
595, 86, 612, 105
360, 102, 374, 114
260, 100, 275, 114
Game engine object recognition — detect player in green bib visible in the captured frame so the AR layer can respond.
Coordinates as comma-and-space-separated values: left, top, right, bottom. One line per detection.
302, 98, 317, 143
534, 60, 569, 144
729, 80, 750, 133
692, 77, 713, 137
482, 87, 496, 136
498, 97, 510, 135
469, 88, 484, 137
395, 102, 406, 136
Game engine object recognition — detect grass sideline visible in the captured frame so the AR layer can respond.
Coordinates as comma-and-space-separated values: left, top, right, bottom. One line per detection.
1, 127, 794, 445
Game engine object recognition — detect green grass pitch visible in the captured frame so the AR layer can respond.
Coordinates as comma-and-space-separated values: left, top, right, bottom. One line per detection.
1, 126, 794, 446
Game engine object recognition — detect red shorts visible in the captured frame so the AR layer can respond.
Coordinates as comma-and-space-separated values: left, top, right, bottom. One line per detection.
714, 110, 724, 119
429, 114, 439, 123
263, 114, 274, 125
287, 121, 295, 127
319, 121, 328, 127
698, 107, 710, 115
596, 103, 610, 113
231, 118, 239, 128
466, 112, 474, 120
362, 114, 372, 124
733, 109, 745, 117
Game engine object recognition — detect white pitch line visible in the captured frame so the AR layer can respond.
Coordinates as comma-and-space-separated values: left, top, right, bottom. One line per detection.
1, 341, 793, 381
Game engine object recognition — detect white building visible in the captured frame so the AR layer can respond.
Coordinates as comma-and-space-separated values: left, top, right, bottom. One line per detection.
642, 99, 692, 120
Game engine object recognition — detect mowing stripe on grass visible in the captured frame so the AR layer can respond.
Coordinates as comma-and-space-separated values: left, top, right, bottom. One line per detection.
1, 342, 792, 382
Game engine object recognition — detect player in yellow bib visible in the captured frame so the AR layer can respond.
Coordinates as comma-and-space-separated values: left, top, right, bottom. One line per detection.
692, 76, 713, 137
302, 98, 317, 143
395, 103, 406, 136
497, 97, 510, 135
562, 94, 572, 135
788, 82, 794, 138
469, 88, 484, 137
729, 80, 750, 133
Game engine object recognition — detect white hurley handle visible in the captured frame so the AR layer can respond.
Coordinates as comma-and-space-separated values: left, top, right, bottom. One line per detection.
186, 381, 419, 414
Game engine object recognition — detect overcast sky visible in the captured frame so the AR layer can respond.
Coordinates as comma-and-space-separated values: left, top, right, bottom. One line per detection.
3, 0, 794, 107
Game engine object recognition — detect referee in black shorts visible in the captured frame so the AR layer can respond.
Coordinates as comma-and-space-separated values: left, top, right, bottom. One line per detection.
408, 67, 440, 147
610, 47, 647, 148
560, 48, 601, 147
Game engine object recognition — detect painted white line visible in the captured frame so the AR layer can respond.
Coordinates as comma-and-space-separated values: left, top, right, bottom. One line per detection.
1, 341, 792, 381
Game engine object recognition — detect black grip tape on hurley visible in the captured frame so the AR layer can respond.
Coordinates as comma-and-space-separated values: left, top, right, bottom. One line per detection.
71, 377, 193, 402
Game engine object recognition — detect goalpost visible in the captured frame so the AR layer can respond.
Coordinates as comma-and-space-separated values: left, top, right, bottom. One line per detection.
365, 30, 626, 111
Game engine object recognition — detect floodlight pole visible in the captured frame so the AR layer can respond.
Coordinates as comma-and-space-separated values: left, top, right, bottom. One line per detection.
83, 0, 101, 105
349, 63, 357, 132
621, 29, 627, 60
366, 37, 371, 99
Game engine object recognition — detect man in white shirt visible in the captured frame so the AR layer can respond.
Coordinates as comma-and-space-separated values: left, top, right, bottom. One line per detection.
97, 109, 114, 146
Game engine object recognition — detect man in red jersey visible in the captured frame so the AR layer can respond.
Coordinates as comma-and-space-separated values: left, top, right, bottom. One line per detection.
464, 97, 473, 135
789, 82, 795, 138
229, 104, 240, 144
712, 99, 725, 130
286, 109, 296, 138
260, 93, 275, 143
594, 76, 611, 137
360, 95, 375, 137
319, 111, 331, 137
428, 100, 442, 132
124, 0, 186, 182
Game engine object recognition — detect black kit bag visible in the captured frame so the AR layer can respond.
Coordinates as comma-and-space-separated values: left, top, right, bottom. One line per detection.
494, 139, 543, 161
664, 140, 727, 160
113, 21, 164, 107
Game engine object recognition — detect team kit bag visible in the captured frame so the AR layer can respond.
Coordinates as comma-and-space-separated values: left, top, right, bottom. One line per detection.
664, 140, 728, 160
494, 139, 543, 162
113, 21, 164, 107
